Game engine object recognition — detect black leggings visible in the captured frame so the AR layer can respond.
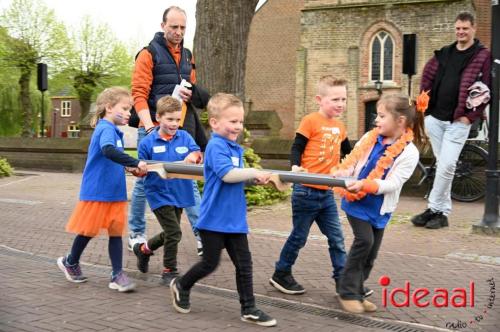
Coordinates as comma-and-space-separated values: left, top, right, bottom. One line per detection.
339, 214, 385, 301
178, 230, 255, 310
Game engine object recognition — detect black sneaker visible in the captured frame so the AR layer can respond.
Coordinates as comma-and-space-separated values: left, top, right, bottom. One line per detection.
133, 243, 152, 273
364, 287, 374, 298
170, 278, 190, 314
161, 269, 179, 285
269, 270, 305, 295
241, 307, 277, 327
425, 212, 449, 229
411, 208, 434, 227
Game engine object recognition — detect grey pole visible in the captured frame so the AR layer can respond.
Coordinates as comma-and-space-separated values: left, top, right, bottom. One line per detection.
148, 161, 352, 188
473, 2, 500, 235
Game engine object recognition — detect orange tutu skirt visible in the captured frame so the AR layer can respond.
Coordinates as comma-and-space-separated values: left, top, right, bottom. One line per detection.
66, 201, 127, 237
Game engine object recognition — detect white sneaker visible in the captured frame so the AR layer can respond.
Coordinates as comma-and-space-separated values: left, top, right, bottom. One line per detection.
127, 233, 147, 251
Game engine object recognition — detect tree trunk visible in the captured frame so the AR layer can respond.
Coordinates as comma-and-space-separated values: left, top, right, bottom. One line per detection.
77, 90, 92, 123
194, 0, 259, 100
18, 68, 33, 137
74, 74, 97, 123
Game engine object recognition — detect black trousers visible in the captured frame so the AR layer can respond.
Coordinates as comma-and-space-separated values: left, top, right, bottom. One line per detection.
339, 214, 385, 301
178, 230, 255, 310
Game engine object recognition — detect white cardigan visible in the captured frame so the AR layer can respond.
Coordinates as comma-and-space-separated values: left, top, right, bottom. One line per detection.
337, 132, 420, 215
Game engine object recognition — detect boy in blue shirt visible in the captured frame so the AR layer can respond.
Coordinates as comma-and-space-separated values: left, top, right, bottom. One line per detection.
133, 96, 201, 285
169, 93, 277, 327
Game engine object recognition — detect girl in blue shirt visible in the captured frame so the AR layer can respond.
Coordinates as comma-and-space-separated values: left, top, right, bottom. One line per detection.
331, 94, 424, 314
57, 87, 147, 292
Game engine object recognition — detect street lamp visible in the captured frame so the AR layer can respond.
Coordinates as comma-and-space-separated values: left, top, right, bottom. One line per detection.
375, 80, 383, 95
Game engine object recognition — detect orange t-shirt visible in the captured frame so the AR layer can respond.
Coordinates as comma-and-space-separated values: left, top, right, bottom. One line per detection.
297, 112, 346, 190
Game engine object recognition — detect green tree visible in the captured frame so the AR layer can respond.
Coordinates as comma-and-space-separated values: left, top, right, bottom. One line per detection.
0, 26, 22, 136
0, 0, 70, 137
68, 16, 133, 122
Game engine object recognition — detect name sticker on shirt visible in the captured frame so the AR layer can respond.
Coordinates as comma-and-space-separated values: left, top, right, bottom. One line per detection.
116, 140, 123, 148
231, 156, 240, 167
175, 146, 188, 154
153, 145, 166, 153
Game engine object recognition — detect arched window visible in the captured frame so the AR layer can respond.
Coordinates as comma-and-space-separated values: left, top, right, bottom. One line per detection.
370, 31, 394, 82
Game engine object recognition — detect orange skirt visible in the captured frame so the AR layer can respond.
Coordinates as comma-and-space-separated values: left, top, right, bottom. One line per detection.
66, 201, 127, 237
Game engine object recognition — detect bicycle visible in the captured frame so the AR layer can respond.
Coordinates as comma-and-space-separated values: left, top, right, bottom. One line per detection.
414, 119, 489, 202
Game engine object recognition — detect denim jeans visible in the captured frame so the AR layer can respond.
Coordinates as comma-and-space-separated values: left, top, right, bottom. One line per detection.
179, 230, 255, 310
128, 128, 202, 240
185, 182, 202, 242
128, 127, 147, 235
339, 214, 384, 301
275, 184, 346, 280
425, 115, 471, 215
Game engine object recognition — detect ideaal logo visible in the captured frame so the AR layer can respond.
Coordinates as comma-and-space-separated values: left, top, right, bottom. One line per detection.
378, 276, 496, 329
379, 275, 474, 308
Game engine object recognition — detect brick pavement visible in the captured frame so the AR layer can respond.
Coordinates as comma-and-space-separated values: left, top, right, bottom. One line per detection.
1, 171, 499, 331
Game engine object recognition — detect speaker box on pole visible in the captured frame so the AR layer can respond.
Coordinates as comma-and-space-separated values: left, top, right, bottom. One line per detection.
37, 63, 48, 92
402, 34, 417, 76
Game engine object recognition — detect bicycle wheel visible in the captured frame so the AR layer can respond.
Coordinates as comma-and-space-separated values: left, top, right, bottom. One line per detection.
451, 144, 488, 202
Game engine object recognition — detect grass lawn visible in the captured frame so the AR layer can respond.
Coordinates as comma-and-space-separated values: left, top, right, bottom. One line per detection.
125, 149, 138, 159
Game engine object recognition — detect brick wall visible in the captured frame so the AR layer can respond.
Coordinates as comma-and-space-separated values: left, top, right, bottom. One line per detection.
246, 0, 491, 140
473, 0, 492, 47
245, 0, 305, 138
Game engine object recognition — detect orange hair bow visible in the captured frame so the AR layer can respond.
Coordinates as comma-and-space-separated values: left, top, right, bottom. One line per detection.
416, 90, 430, 113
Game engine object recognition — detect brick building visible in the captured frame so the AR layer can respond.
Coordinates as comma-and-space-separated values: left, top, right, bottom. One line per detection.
50, 95, 81, 138
245, 0, 491, 140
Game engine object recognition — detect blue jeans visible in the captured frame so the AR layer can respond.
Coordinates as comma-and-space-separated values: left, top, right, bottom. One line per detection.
128, 127, 147, 235
275, 184, 346, 280
128, 127, 202, 241
425, 115, 471, 215
186, 182, 202, 242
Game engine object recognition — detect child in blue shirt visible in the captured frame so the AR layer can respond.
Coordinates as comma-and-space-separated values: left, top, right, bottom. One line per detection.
57, 87, 147, 292
169, 93, 277, 327
133, 96, 201, 285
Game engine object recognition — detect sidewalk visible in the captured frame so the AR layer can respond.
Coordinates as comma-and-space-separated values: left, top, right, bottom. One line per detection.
0, 171, 498, 331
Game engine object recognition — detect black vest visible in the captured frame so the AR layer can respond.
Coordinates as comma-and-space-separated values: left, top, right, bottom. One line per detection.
147, 32, 192, 114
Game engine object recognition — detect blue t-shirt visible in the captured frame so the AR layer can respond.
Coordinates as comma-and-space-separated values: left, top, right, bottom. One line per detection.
80, 119, 127, 202
342, 135, 392, 229
139, 129, 200, 210
195, 133, 248, 233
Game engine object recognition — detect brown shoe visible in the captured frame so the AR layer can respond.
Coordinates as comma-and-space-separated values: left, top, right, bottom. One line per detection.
362, 300, 377, 312
339, 298, 364, 314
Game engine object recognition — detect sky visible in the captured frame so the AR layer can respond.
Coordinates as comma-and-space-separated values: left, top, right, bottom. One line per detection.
0, 0, 267, 51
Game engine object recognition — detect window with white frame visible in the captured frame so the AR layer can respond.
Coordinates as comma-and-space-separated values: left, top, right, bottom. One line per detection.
61, 100, 71, 117
370, 31, 394, 82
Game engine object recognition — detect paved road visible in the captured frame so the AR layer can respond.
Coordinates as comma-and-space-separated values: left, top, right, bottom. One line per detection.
0, 171, 498, 331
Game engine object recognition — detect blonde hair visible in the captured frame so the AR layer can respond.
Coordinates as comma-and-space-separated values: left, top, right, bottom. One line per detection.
91, 87, 131, 128
156, 96, 182, 117
377, 93, 427, 147
317, 75, 348, 96
207, 93, 243, 120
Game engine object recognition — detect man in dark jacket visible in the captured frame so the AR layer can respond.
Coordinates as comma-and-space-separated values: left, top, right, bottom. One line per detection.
129, 6, 208, 268
412, 12, 491, 229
